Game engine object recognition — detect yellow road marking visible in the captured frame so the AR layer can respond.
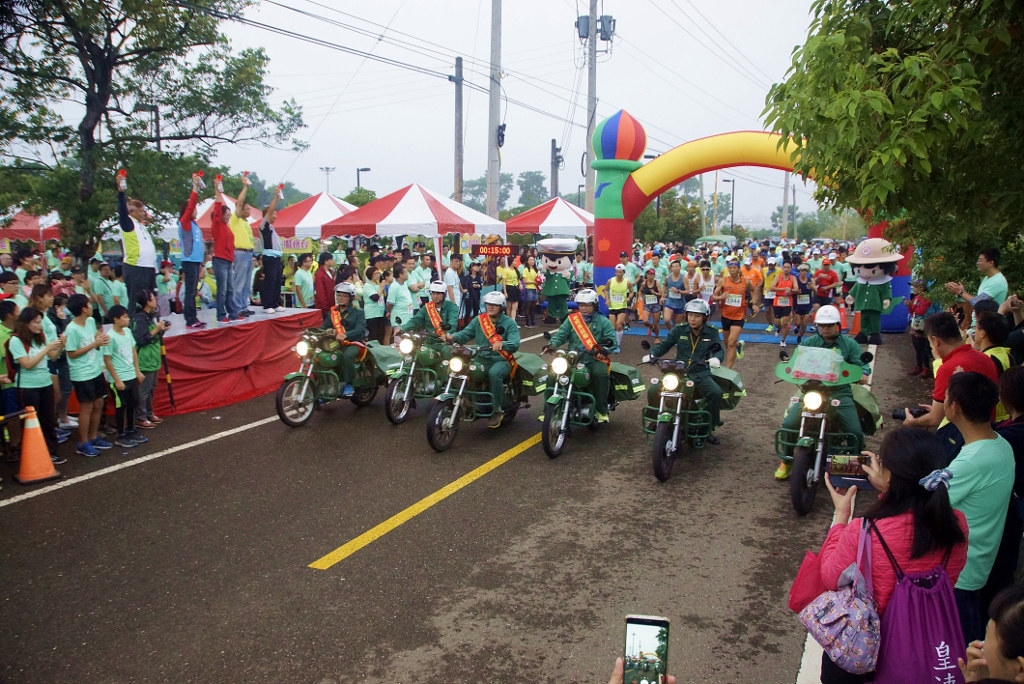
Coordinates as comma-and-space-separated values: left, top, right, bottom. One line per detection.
309, 432, 542, 570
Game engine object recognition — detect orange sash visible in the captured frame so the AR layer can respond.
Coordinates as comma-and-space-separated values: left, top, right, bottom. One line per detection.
331, 306, 367, 361
425, 301, 445, 338
568, 311, 610, 368
478, 313, 517, 377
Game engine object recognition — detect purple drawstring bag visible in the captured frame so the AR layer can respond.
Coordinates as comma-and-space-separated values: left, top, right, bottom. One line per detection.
869, 519, 966, 684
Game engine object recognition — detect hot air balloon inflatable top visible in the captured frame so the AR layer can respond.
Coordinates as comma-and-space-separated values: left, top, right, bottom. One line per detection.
592, 110, 647, 162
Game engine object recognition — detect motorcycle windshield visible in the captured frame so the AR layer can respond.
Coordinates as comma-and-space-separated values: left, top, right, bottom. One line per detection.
790, 347, 843, 382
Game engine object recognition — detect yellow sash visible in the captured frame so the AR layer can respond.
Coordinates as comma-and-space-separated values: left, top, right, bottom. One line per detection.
478, 313, 517, 377
331, 306, 367, 361
568, 311, 610, 368
425, 301, 445, 338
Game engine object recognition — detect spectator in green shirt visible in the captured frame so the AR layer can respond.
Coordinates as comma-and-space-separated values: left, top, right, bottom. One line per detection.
293, 254, 315, 309
156, 260, 179, 317
944, 371, 1015, 643
102, 305, 145, 448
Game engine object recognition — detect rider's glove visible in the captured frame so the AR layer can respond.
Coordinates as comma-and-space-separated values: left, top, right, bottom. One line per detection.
708, 357, 721, 368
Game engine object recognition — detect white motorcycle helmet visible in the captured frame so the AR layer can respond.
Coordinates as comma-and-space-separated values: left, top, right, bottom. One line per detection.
428, 280, 447, 294
482, 290, 507, 307
334, 282, 356, 296
575, 288, 599, 305
815, 305, 842, 325
684, 299, 711, 316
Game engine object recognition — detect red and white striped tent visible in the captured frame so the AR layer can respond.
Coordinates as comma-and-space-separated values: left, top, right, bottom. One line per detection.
504, 197, 594, 237
0, 209, 62, 243
273, 192, 356, 239
322, 184, 505, 238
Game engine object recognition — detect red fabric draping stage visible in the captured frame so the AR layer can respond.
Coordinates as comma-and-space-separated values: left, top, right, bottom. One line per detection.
152, 308, 322, 416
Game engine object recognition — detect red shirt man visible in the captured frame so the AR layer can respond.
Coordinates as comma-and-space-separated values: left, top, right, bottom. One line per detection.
932, 344, 998, 404
211, 202, 235, 263
813, 261, 840, 299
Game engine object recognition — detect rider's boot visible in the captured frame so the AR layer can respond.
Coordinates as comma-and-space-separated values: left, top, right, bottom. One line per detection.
342, 384, 354, 398
596, 412, 610, 423
488, 412, 504, 429
774, 460, 792, 480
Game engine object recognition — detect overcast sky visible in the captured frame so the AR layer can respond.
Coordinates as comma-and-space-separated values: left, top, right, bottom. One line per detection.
215, 0, 821, 227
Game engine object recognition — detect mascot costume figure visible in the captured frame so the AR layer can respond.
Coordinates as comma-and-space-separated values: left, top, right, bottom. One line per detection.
846, 237, 904, 345
537, 237, 577, 324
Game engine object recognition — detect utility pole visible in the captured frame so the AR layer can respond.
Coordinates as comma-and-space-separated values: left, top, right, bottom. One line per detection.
550, 139, 562, 199
781, 172, 791, 239
698, 175, 707, 236
712, 170, 719, 233
584, 0, 598, 212
485, 0, 502, 218
451, 57, 464, 203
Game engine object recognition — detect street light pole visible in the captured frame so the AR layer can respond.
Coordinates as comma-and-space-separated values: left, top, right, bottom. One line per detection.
319, 166, 336, 194
356, 167, 371, 190
577, 184, 585, 208
721, 178, 735, 232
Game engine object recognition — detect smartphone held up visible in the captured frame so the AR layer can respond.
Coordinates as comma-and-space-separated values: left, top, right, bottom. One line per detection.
623, 615, 669, 684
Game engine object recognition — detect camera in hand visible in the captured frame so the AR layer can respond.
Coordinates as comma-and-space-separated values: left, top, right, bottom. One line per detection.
892, 406, 929, 421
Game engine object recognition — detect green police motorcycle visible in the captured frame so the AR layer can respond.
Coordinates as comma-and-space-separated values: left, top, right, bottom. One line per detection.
774, 346, 881, 515
640, 340, 745, 482
425, 344, 546, 452
275, 328, 403, 427
384, 329, 449, 424
539, 332, 644, 458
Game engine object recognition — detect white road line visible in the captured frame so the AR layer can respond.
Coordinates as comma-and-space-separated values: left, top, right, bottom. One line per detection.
796, 343, 876, 683
0, 416, 277, 508
520, 331, 545, 343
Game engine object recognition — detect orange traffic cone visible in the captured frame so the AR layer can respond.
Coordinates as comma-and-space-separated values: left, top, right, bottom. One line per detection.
849, 311, 862, 337
839, 304, 849, 330
14, 407, 61, 485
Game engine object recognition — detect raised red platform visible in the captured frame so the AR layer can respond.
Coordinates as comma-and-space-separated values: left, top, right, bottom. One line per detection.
152, 307, 323, 416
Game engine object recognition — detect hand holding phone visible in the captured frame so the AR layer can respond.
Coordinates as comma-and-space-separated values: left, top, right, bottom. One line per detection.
623, 615, 670, 684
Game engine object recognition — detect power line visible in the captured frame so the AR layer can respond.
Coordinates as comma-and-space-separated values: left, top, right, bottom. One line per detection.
677, 0, 776, 83
665, 0, 775, 86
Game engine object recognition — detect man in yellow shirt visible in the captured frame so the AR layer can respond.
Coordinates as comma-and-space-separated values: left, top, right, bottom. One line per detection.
229, 181, 255, 317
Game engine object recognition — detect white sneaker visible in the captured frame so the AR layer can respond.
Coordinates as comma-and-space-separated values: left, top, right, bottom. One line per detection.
59, 418, 79, 429
264, 308, 276, 314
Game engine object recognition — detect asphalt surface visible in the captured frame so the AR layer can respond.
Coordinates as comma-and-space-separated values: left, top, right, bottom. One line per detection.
0, 315, 928, 684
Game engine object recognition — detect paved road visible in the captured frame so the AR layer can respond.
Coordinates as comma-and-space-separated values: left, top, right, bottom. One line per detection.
0, 321, 925, 683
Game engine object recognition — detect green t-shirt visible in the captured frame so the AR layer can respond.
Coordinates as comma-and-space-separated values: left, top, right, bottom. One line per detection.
93, 277, 117, 313
361, 282, 386, 319
15, 267, 27, 285
103, 327, 137, 382
977, 272, 1008, 306
9, 333, 54, 388
156, 273, 179, 296
65, 318, 105, 382
621, 262, 641, 284
642, 261, 669, 288
386, 280, 414, 327
112, 280, 128, 307
13, 293, 28, 311
947, 435, 1015, 590
0, 324, 12, 388
293, 268, 314, 308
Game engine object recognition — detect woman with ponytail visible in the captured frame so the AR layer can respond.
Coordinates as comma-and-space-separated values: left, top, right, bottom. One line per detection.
816, 427, 970, 682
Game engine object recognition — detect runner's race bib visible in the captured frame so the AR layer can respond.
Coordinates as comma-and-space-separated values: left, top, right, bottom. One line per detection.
644, 294, 658, 305
764, 291, 775, 301
776, 296, 791, 307
701, 283, 714, 295
610, 292, 625, 305
725, 294, 743, 307
797, 294, 810, 305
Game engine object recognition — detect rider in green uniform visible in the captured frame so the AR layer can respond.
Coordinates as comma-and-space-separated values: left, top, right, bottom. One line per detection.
447, 290, 521, 428
775, 304, 870, 480
322, 282, 366, 398
404, 281, 459, 335
647, 299, 725, 444
542, 289, 617, 423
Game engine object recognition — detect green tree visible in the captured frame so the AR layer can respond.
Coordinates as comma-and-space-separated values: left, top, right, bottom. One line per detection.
706, 193, 732, 231
0, 0, 304, 250
660, 188, 702, 245
515, 170, 547, 209
655, 628, 668, 669
770, 205, 800, 233
459, 172, 513, 213
342, 186, 377, 208
763, 0, 1023, 290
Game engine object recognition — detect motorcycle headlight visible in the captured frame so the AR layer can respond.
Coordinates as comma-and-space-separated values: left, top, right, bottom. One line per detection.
662, 373, 680, 391
398, 337, 415, 355
803, 391, 823, 411
449, 356, 464, 374
295, 340, 310, 357
550, 356, 569, 376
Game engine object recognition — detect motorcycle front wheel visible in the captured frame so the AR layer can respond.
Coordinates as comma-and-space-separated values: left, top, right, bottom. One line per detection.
652, 422, 676, 482
426, 399, 460, 452
790, 445, 819, 516
542, 402, 567, 459
276, 376, 315, 427
351, 385, 378, 407
384, 377, 413, 424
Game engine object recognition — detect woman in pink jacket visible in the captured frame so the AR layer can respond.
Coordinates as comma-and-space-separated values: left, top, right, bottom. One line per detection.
818, 427, 970, 683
